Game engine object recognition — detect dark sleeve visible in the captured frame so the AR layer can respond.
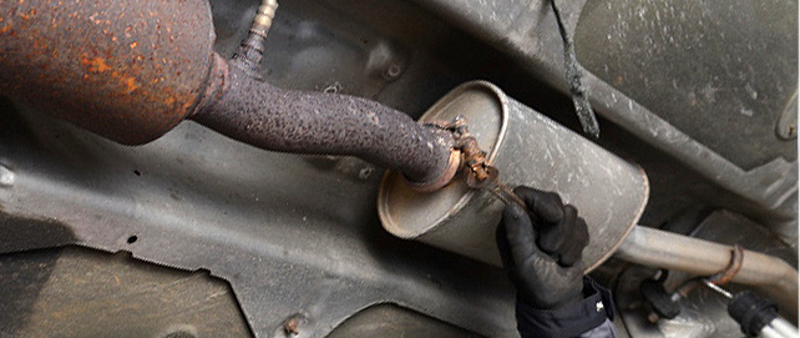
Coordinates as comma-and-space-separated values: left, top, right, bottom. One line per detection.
516, 277, 617, 338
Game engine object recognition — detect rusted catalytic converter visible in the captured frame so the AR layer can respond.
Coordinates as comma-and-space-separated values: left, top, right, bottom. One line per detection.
0, 0, 459, 190
0, 0, 215, 145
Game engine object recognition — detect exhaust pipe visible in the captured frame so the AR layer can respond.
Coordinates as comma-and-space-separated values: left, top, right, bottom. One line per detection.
189, 55, 459, 187
616, 226, 798, 316
0, 0, 458, 189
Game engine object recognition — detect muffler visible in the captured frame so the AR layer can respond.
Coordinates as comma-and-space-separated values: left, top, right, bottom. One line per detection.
377, 81, 797, 313
378, 81, 650, 271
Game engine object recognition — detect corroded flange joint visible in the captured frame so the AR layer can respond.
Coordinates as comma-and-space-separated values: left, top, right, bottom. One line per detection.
403, 145, 462, 193
404, 117, 490, 193
191, 53, 231, 118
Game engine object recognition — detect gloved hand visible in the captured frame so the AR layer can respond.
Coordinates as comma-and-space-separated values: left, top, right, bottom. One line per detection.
496, 186, 590, 310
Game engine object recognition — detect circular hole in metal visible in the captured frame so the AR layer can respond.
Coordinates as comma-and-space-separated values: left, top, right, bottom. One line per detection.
386, 64, 401, 78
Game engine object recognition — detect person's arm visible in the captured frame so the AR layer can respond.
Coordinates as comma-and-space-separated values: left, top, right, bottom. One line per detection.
496, 187, 617, 338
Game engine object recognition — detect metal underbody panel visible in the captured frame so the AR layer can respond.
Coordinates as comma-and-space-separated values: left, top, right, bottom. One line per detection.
0, 247, 253, 337
0, 109, 515, 337
0, 0, 796, 337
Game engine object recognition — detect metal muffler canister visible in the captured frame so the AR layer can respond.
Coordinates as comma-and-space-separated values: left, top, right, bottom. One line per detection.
378, 81, 649, 271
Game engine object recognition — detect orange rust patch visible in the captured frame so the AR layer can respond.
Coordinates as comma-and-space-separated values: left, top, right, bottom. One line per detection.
120, 76, 139, 94
19, 9, 35, 20
0, 26, 11, 34
129, 41, 137, 49
78, 54, 141, 95
82, 56, 111, 73
180, 100, 193, 111
164, 96, 176, 106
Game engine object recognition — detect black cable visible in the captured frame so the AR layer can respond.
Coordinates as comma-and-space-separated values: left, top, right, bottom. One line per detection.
549, 0, 600, 138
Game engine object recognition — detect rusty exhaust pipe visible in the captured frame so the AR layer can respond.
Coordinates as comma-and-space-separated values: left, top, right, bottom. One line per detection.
190, 56, 458, 186
0, 0, 458, 189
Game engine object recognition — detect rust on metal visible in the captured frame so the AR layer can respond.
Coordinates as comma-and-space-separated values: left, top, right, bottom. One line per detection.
459, 135, 526, 210
190, 53, 230, 118
461, 135, 491, 182
283, 316, 299, 335
425, 116, 526, 208
403, 149, 461, 192
190, 59, 459, 186
674, 244, 745, 299
708, 244, 745, 286
426, 117, 495, 185
0, 0, 462, 186
0, 0, 216, 145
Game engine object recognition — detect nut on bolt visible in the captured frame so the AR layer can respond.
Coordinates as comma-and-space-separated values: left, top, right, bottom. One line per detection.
283, 316, 300, 335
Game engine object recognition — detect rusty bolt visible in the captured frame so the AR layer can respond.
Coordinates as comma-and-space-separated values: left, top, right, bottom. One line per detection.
283, 316, 299, 335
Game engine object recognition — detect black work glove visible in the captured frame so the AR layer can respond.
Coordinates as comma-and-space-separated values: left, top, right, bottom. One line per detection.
496, 186, 590, 310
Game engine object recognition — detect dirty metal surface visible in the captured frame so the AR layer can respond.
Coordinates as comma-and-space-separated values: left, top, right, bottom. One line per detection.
0, 246, 253, 338
326, 304, 485, 338
192, 60, 457, 185
0, 0, 215, 145
410, 0, 798, 230
776, 92, 798, 140
0, 103, 518, 337
575, 0, 798, 170
615, 210, 798, 338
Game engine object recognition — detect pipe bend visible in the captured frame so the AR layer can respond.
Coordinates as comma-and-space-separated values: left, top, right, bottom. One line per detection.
191, 58, 458, 186
615, 226, 799, 315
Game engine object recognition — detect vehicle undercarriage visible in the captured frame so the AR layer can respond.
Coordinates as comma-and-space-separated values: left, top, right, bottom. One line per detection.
0, 0, 797, 337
